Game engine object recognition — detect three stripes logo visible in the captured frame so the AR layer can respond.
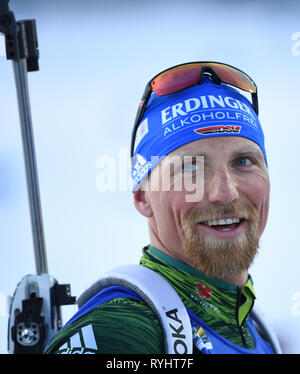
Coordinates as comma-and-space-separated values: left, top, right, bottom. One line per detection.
57, 324, 98, 354
194, 125, 241, 135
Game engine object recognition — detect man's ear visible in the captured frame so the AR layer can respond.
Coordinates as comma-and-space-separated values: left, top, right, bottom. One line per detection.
133, 189, 153, 218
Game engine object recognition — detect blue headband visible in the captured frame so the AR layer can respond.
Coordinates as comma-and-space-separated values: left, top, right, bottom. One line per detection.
131, 78, 267, 191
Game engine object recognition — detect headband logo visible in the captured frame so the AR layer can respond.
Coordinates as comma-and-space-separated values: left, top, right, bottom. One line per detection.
133, 118, 149, 152
161, 95, 255, 125
131, 154, 152, 186
194, 125, 241, 135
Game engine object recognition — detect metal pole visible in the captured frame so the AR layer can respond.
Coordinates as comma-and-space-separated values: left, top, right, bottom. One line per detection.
13, 57, 48, 274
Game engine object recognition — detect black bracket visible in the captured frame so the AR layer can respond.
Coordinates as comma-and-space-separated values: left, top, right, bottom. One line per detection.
0, 0, 39, 71
11, 296, 47, 354
53, 283, 77, 307
10, 282, 76, 354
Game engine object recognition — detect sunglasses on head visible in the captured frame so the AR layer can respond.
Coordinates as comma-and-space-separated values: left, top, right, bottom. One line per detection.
130, 61, 258, 157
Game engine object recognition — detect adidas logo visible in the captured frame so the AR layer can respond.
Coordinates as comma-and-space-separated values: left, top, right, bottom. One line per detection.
57, 324, 98, 354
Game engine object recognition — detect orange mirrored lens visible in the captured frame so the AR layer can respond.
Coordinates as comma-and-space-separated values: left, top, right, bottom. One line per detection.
151, 64, 201, 95
151, 62, 256, 96
210, 63, 256, 93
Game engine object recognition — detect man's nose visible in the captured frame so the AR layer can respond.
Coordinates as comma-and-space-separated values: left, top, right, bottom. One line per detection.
207, 166, 239, 205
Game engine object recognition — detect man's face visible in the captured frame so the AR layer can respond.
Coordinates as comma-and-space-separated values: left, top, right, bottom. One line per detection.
135, 136, 270, 282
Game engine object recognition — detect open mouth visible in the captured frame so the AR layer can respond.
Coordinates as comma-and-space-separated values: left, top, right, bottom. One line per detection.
197, 217, 246, 238
201, 217, 244, 232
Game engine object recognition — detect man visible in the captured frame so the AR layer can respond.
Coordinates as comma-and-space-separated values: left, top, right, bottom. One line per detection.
45, 62, 280, 354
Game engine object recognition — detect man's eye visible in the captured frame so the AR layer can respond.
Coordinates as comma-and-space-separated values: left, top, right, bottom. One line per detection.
235, 157, 252, 167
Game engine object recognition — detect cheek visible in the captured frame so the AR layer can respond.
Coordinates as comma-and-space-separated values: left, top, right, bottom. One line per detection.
158, 192, 197, 233
149, 192, 179, 230
172, 196, 202, 241
244, 175, 270, 233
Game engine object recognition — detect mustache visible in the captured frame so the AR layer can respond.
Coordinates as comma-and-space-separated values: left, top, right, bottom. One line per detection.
183, 202, 259, 224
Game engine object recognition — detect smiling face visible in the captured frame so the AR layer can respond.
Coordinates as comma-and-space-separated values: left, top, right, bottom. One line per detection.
133, 136, 270, 285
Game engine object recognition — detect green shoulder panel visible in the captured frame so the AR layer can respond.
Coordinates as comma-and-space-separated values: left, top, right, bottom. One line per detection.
44, 298, 164, 354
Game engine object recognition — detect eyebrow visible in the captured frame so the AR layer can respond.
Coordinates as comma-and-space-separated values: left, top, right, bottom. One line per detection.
230, 147, 264, 160
174, 150, 208, 159
175, 146, 264, 160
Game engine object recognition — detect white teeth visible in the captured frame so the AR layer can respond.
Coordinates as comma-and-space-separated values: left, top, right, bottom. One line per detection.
205, 217, 241, 226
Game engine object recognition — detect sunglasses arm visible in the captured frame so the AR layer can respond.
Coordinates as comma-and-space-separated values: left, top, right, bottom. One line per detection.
130, 82, 152, 157
251, 92, 259, 116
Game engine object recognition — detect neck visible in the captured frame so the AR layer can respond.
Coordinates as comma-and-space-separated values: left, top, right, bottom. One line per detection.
216, 271, 248, 288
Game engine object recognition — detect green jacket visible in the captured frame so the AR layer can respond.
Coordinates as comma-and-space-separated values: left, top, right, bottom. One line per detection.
45, 246, 257, 354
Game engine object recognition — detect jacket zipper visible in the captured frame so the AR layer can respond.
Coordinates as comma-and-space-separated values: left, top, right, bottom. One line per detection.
236, 288, 248, 348
239, 324, 247, 347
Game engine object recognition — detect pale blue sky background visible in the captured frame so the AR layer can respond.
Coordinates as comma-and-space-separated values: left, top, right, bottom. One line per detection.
0, 0, 299, 353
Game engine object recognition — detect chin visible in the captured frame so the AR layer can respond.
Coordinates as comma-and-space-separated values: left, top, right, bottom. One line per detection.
183, 232, 260, 281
